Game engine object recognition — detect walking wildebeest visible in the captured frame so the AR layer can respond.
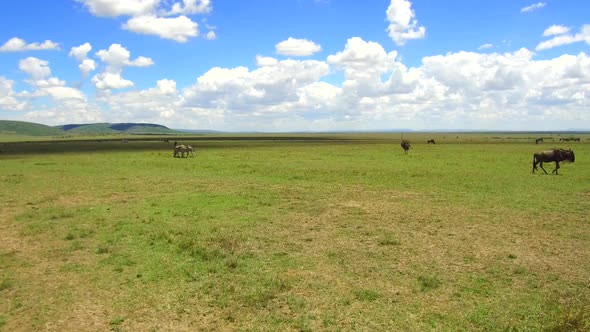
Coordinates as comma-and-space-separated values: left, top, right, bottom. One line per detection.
427, 139, 436, 144
401, 139, 411, 154
532, 149, 575, 175
535, 138, 543, 144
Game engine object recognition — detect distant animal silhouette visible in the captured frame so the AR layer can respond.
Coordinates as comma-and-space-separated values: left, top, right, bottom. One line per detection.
400, 139, 411, 154
427, 139, 436, 144
532, 148, 575, 175
535, 138, 543, 144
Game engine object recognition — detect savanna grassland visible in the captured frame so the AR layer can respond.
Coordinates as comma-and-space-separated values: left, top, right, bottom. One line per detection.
1, 133, 589, 331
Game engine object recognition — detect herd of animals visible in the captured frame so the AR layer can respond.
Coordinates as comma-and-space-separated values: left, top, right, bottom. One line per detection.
400, 137, 578, 175
169, 136, 581, 175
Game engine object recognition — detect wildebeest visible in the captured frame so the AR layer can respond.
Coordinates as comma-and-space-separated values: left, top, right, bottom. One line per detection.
427, 139, 436, 144
174, 144, 194, 158
400, 139, 411, 154
559, 137, 580, 142
535, 138, 543, 144
532, 149, 575, 175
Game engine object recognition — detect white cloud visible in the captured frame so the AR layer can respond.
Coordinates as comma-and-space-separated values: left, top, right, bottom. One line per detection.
17, 58, 87, 105
275, 38, 322, 56
165, 0, 212, 16
0, 77, 28, 111
478, 43, 493, 50
123, 15, 198, 42
127, 56, 155, 67
536, 25, 590, 51
79, 59, 97, 77
77, 0, 209, 43
69, 43, 92, 61
92, 73, 134, 90
91, 44, 153, 90
76, 0, 159, 17
19, 57, 52, 81
521, 2, 546, 13
205, 30, 216, 40
543, 25, 570, 37
44, 86, 86, 100
23, 99, 103, 126
69, 43, 97, 76
327, 37, 398, 81
386, 0, 426, 45
95, 79, 181, 124
0, 37, 59, 52
182, 57, 329, 113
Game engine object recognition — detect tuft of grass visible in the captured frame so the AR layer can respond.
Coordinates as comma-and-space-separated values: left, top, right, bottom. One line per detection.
418, 275, 442, 292
0, 278, 14, 291
354, 289, 381, 302
378, 234, 401, 246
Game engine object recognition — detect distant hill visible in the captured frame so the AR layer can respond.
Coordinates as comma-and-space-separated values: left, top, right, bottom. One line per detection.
56, 123, 178, 135
0, 120, 65, 136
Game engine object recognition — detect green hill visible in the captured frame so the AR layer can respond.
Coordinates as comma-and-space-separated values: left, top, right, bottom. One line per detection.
0, 120, 66, 136
57, 123, 177, 135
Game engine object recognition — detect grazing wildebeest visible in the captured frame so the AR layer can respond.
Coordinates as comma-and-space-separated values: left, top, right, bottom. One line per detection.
535, 138, 544, 144
532, 149, 575, 175
174, 144, 194, 158
400, 139, 411, 154
427, 139, 436, 144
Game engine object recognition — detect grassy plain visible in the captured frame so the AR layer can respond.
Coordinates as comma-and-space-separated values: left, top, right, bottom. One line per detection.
1, 133, 589, 331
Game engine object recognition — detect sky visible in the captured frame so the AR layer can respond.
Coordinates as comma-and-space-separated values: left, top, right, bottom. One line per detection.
0, 0, 589, 132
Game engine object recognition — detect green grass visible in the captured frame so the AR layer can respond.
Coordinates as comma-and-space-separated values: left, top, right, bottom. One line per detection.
0, 133, 589, 331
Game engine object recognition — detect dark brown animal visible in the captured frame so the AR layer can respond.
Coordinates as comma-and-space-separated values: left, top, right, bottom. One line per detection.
535, 138, 543, 144
427, 139, 436, 144
532, 149, 575, 175
401, 139, 411, 154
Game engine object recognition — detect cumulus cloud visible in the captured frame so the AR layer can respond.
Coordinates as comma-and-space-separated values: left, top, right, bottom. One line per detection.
69, 43, 97, 77
23, 99, 103, 126
182, 57, 329, 113
165, 0, 212, 16
205, 30, 216, 40
275, 38, 322, 56
521, 2, 546, 13
5, 32, 590, 131
0, 37, 59, 52
91, 44, 153, 90
17, 57, 86, 104
94, 79, 181, 124
123, 15, 198, 42
536, 24, 590, 51
0, 77, 28, 111
327, 37, 398, 81
543, 25, 570, 37
19, 57, 52, 82
386, 0, 426, 45
77, 0, 209, 43
76, 0, 159, 17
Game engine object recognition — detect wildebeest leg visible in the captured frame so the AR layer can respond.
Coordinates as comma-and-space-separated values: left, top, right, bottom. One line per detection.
539, 161, 548, 174
552, 161, 560, 175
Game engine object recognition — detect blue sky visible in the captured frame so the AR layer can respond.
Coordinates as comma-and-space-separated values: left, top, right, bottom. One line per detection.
1, 0, 589, 131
